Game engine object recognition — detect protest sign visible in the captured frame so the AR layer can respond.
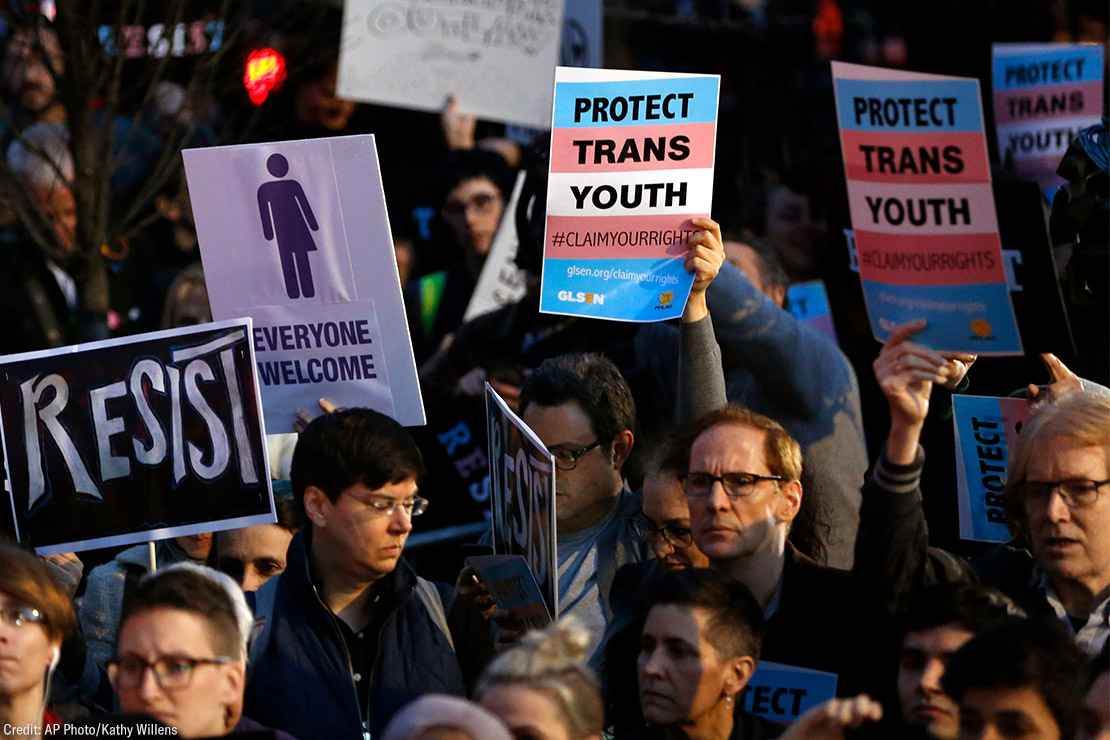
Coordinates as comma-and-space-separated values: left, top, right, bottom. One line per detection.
832, 62, 1022, 355
786, 280, 837, 341
0, 319, 273, 555
953, 395, 1029, 543
739, 662, 838, 724
183, 135, 424, 433
539, 67, 721, 322
466, 554, 552, 631
464, 173, 529, 322
992, 43, 1104, 197
486, 383, 558, 618
337, 0, 564, 128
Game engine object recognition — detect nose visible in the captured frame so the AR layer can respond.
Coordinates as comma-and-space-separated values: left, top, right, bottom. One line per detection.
640, 647, 665, 679
241, 567, 263, 593
135, 665, 163, 701
388, 508, 413, 535
707, 480, 732, 512
918, 658, 945, 696
650, 536, 674, 562
1046, 488, 1072, 523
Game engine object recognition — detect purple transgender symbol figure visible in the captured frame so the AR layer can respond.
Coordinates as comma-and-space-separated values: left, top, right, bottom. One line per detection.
257, 153, 319, 299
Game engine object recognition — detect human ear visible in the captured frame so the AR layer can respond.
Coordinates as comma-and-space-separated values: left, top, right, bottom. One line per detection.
611, 429, 635, 469
303, 486, 330, 528
722, 655, 756, 698
774, 481, 803, 524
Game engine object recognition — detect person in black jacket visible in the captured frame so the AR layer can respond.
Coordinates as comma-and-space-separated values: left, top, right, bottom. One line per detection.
243, 409, 465, 740
630, 568, 782, 740
856, 320, 1110, 658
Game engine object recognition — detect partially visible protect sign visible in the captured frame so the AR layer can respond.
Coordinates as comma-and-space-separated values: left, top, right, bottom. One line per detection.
953, 395, 1029, 543
184, 135, 424, 433
740, 662, 838, 724
466, 554, 552, 631
0, 319, 274, 555
539, 66, 721, 322
486, 383, 558, 618
831, 62, 1022, 355
992, 43, 1104, 197
786, 280, 837, 341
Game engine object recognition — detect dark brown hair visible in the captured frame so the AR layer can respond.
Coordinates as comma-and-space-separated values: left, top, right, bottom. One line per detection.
0, 543, 76, 643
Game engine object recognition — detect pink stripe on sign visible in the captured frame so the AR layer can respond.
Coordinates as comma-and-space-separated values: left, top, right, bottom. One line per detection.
549, 123, 717, 173
545, 213, 709, 260
841, 131, 990, 184
855, 230, 1005, 285
993, 81, 1103, 126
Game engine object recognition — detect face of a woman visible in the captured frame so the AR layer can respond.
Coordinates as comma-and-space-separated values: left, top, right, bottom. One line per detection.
480, 684, 571, 740
637, 604, 736, 727
0, 591, 57, 701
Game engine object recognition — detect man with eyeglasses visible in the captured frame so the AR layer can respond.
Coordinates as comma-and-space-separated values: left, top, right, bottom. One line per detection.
111, 563, 293, 738
859, 320, 1110, 658
673, 403, 890, 699
244, 408, 465, 740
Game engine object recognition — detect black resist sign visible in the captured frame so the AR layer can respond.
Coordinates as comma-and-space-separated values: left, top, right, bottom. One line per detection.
485, 384, 558, 618
0, 320, 272, 553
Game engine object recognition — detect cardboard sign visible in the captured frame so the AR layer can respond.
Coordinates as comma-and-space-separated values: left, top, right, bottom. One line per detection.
786, 280, 837, 341
486, 383, 558, 618
466, 554, 552, 631
183, 135, 424, 432
992, 43, 1104, 197
539, 67, 721, 322
0, 319, 274, 555
740, 662, 839, 724
464, 173, 528, 322
953, 395, 1029, 543
832, 62, 1022, 355
337, 0, 564, 128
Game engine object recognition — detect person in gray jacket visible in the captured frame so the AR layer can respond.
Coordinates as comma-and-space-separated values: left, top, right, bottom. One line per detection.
78, 535, 211, 667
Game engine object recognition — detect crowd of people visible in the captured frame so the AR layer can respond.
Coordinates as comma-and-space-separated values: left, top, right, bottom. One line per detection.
0, 2, 1107, 740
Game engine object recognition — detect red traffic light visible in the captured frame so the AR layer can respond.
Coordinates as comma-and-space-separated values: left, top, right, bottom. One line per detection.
244, 47, 286, 105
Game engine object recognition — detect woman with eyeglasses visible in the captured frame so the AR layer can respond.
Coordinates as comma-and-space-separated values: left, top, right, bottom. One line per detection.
0, 543, 76, 735
110, 563, 294, 738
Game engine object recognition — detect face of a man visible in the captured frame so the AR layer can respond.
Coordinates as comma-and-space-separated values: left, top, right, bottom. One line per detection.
174, 534, 213, 562
480, 683, 571, 740
35, 185, 76, 254
442, 176, 504, 258
522, 401, 622, 534
723, 241, 785, 307
2, 28, 63, 114
958, 686, 1061, 740
898, 623, 975, 739
642, 471, 710, 570
1023, 439, 1110, 597
687, 423, 796, 564
115, 607, 243, 738
213, 524, 294, 593
313, 478, 417, 580
0, 591, 58, 701
294, 66, 355, 131
638, 604, 742, 727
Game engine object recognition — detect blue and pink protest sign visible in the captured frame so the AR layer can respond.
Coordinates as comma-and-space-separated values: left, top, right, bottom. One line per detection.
832, 62, 1022, 355
992, 43, 1104, 198
540, 67, 721, 322
952, 395, 1030, 543
740, 662, 838, 724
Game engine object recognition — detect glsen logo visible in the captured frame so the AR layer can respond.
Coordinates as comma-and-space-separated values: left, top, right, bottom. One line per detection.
658, 291, 674, 307
557, 290, 605, 305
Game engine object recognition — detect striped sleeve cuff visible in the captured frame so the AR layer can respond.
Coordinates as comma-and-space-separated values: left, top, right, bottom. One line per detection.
871, 446, 925, 495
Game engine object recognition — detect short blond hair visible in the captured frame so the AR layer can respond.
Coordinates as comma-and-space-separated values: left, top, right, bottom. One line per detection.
1005, 392, 1110, 536
676, 405, 803, 482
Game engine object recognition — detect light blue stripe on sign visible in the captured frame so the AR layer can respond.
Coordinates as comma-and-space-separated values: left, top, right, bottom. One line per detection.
540, 258, 694, 322
553, 76, 720, 128
993, 45, 1104, 92
835, 78, 983, 132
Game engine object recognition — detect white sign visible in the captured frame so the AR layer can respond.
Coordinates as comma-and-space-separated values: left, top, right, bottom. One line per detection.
183, 135, 425, 433
338, 0, 565, 128
464, 173, 528, 322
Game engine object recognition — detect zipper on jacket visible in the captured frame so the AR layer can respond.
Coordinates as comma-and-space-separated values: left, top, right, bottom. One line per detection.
309, 581, 368, 740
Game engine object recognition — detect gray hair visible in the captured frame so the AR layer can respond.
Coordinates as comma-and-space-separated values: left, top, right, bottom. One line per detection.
6, 121, 73, 192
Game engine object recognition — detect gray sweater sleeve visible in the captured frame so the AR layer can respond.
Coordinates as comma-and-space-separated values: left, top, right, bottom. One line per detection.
676, 315, 727, 425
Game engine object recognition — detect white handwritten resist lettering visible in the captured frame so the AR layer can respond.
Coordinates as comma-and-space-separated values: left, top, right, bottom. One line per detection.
19, 330, 258, 509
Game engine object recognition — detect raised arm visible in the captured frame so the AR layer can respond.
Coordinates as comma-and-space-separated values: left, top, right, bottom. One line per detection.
676, 217, 727, 424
